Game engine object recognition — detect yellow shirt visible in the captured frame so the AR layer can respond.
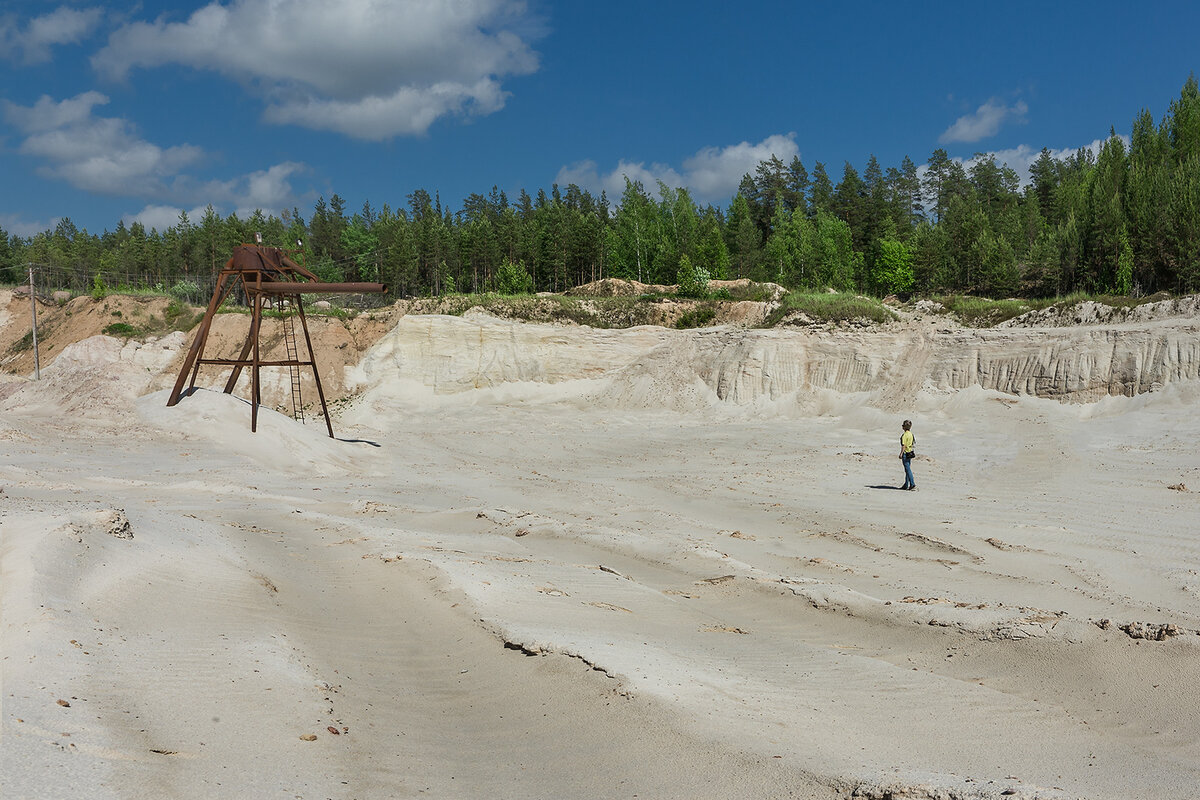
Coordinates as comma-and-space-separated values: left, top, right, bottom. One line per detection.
900, 430, 914, 453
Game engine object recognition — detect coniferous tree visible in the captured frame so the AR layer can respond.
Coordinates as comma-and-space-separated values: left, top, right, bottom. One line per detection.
1029, 147, 1059, 222
787, 156, 809, 215
725, 193, 761, 279
809, 162, 835, 216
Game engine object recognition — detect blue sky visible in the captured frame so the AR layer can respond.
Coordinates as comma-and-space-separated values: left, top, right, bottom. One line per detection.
1, 0, 1198, 237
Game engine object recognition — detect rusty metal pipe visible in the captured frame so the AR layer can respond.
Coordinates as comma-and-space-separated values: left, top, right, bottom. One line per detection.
253, 282, 386, 294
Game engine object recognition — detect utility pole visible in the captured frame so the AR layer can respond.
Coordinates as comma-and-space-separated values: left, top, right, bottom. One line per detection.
27, 263, 40, 380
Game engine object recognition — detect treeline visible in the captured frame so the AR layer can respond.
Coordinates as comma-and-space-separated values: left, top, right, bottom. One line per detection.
4, 77, 1200, 300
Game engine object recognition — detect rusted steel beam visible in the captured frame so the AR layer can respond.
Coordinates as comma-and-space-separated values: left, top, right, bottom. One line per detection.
167, 270, 235, 406
253, 282, 386, 294
251, 293, 264, 432
200, 358, 316, 367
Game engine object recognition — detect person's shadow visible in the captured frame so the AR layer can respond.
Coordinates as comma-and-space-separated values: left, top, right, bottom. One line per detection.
867, 484, 908, 490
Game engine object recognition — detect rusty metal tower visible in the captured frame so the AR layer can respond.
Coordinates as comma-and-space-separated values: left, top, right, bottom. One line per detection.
167, 244, 384, 437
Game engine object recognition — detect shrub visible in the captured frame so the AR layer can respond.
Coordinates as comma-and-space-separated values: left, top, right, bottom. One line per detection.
675, 305, 718, 328
169, 279, 201, 302
494, 259, 534, 295
764, 292, 896, 326
8, 330, 34, 354
676, 255, 711, 298
103, 322, 137, 337
312, 260, 344, 283
874, 238, 915, 295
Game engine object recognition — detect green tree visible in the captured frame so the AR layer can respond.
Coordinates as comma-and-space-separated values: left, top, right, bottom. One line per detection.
725, 193, 761, 279
341, 214, 380, 282
924, 148, 952, 222
694, 212, 731, 280
1029, 147, 1060, 222
675, 254, 710, 298
1115, 226, 1134, 295
494, 258, 533, 294
873, 236, 915, 295
609, 178, 656, 282
0, 226, 16, 284
809, 162, 834, 215
812, 210, 856, 290
787, 156, 809, 215
1168, 73, 1200, 164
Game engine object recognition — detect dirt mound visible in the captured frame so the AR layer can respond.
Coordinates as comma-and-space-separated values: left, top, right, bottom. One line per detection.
0, 332, 187, 426
0, 290, 402, 418
708, 278, 788, 302
567, 277, 788, 303
0, 293, 182, 375
566, 278, 676, 296
1000, 294, 1200, 328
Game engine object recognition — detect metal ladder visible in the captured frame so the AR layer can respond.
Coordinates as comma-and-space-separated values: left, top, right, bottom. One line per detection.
279, 298, 305, 422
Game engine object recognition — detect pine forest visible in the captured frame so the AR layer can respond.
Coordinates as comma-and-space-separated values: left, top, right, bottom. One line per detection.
6, 77, 1200, 303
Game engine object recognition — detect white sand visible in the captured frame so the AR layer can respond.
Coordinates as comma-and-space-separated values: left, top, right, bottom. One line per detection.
4, 307, 1200, 799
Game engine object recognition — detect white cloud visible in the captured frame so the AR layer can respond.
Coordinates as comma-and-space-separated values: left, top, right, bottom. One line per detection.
123, 166, 307, 231
5, 92, 204, 196
683, 134, 799, 198
4, 92, 307, 219
196, 161, 309, 217
92, 0, 539, 140
915, 136, 1126, 214
262, 77, 508, 139
556, 134, 799, 205
122, 204, 210, 232
0, 213, 61, 238
1, 6, 103, 64
3, 90, 108, 132
960, 137, 1123, 186
556, 159, 684, 200
939, 99, 1028, 144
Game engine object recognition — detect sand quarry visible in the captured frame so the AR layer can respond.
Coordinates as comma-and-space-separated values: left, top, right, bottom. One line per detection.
2, 287, 1200, 799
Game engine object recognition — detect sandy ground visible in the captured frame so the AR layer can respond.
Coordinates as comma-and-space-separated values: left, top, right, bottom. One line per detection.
4, 294, 1200, 799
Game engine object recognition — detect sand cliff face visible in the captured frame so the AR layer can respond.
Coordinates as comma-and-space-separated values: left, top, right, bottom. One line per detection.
925, 325, 1200, 401
347, 311, 1200, 411
3, 291, 1200, 415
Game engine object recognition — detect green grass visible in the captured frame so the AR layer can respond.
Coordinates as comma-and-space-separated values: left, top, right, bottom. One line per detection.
103, 322, 138, 337
7, 330, 34, 354
161, 298, 203, 333
931, 292, 1170, 327
422, 293, 660, 328
929, 295, 1047, 327
716, 283, 774, 302
675, 304, 718, 329
96, 299, 203, 339
764, 292, 897, 326
302, 301, 355, 320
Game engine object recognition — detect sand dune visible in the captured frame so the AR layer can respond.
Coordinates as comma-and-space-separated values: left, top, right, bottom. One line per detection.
4, 297, 1200, 799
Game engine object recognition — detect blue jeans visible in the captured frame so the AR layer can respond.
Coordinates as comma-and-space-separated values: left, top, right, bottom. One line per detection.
902, 454, 915, 488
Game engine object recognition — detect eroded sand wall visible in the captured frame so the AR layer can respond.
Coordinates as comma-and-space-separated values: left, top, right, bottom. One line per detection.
349, 313, 1200, 408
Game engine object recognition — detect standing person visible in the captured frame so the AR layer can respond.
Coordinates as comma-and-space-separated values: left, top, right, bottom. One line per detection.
899, 419, 916, 491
